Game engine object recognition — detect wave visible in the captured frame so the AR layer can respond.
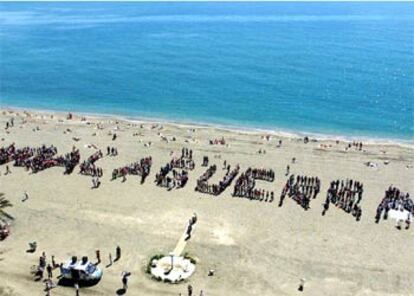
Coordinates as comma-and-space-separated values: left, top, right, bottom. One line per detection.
1, 12, 411, 27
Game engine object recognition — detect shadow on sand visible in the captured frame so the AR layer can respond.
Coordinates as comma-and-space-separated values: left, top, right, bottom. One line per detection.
57, 277, 101, 288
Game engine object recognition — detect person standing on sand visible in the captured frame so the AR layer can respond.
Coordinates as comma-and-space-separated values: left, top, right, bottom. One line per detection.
47, 264, 53, 279
95, 250, 101, 265
115, 246, 121, 261
51, 255, 58, 269
45, 278, 55, 296
187, 285, 193, 296
107, 253, 113, 268
5, 165, 11, 175
121, 271, 131, 290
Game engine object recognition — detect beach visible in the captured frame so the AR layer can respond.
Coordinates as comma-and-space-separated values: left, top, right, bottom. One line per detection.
0, 108, 413, 296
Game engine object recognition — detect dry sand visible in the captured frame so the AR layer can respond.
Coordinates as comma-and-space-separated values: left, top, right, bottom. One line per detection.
0, 108, 413, 296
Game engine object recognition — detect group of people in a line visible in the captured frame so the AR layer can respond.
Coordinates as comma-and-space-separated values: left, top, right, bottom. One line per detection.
112, 157, 152, 184
173, 148, 195, 170
280, 174, 321, 210
346, 141, 363, 151
233, 168, 275, 202
155, 165, 189, 190
195, 163, 240, 196
26, 146, 79, 174
1, 144, 81, 174
322, 179, 363, 221
56, 149, 81, 175
375, 186, 412, 229
79, 150, 104, 177
1, 144, 37, 166
155, 148, 194, 190
24, 145, 59, 173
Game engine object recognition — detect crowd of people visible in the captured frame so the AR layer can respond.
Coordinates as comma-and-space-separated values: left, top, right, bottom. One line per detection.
322, 179, 363, 221
154, 148, 194, 190
1, 144, 81, 174
375, 186, 413, 229
279, 174, 321, 210
209, 137, 226, 145
155, 165, 189, 190
195, 164, 240, 196
30, 250, 59, 291
233, 168, 275, 202
23, 145, 58, 172
79, 151, 104, 177
1, 144, 36, 166
2, 143, 413, 232
172, 148, 195, 170
112, 157, 152, 184
55, 149, 81, 175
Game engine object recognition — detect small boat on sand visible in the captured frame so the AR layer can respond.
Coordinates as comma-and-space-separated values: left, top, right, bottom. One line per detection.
59, 256, 102, 286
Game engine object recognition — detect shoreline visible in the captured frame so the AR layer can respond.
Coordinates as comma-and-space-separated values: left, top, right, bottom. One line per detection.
2, 105, 413, 149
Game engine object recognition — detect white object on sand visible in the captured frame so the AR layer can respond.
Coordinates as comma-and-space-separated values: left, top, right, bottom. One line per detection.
150, 255, 195, 283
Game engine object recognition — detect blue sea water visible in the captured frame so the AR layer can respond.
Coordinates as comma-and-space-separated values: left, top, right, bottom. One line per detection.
0, 2, 413, 141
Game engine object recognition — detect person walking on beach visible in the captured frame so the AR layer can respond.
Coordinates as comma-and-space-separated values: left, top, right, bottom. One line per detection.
285, 165, 290, 176
187, 285, 193, 296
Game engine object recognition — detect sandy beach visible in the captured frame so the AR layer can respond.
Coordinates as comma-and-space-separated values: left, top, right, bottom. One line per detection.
0, 108, 413, 296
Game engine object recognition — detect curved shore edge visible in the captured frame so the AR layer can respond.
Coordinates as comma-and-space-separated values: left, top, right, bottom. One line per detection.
1, 105, 413, 148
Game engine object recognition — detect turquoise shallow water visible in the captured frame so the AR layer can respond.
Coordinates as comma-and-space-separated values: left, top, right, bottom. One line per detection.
0, 2, 413, 140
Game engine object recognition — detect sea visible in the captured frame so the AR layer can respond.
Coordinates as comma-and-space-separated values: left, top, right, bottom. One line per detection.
0, 2, 413, 142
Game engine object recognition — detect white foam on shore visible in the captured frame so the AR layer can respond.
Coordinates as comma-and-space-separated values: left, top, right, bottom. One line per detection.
2, 105, 413, 149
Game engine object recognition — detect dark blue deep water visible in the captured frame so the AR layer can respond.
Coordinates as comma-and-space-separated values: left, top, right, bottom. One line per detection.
0, 2, 413, 140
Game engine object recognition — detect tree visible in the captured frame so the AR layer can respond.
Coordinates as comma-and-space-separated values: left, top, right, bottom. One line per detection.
0, 193, 13, 221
